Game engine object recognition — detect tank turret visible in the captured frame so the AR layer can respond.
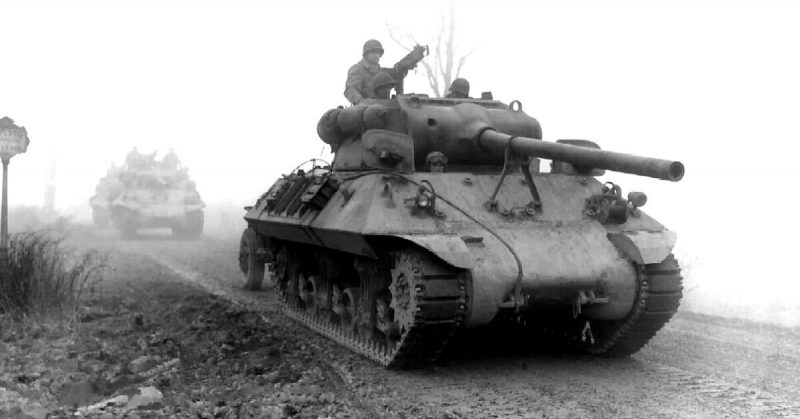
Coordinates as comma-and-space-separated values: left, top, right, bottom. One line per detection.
319, 97, 683, 181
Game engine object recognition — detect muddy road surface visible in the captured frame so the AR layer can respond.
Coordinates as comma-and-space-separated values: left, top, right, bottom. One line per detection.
30, 228, 800, 417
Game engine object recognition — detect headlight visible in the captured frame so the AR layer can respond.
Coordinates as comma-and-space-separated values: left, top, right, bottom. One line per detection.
416, 194, 431, 208
627, 191, 647, 208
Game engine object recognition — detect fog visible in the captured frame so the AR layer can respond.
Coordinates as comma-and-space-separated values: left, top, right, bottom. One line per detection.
2, 0, 798, 326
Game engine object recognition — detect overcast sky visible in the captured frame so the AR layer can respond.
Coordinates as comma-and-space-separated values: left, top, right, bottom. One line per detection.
2, 0, 799, 324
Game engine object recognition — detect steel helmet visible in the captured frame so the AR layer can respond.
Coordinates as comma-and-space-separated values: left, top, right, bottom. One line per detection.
371, 72, 397, 92
363, 39, 384, 56
426, 151, 448, 165
450, 78, 470, 96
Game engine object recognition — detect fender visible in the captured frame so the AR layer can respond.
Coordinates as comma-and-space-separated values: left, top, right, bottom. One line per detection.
393, 234, 473, 269
607, 230, 677, 265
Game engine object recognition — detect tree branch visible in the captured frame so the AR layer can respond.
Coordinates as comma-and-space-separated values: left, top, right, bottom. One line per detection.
454, 46, 478, 79
411, 36, 441, 97
420, 61, 440, 97
385, 1, 478, 98
444, 2, 455, 88
385, 21, 413, 51
435, 18, 447, 80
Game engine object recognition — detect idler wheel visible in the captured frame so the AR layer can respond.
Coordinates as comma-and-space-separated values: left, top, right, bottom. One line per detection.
239, 228, 265, 291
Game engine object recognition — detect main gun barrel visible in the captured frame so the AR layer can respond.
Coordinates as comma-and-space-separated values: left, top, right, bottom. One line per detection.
478, 130, 684, 182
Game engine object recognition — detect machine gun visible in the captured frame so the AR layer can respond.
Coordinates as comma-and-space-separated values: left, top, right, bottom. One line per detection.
386, 44, 428, 95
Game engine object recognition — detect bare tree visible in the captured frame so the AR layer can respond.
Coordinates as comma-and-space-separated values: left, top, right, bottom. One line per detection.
386, 1, 477, 98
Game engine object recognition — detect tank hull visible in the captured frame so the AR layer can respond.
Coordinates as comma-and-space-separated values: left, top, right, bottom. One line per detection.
110, 200, 204, 239
245, 171, 677, 329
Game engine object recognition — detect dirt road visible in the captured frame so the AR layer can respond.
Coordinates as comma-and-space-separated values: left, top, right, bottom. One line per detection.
79, 228, 800, 418
4, 228, 795, 418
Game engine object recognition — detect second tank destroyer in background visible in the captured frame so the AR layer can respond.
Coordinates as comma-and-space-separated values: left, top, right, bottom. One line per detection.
90, 149, 204, 239
240, 92, 685, 369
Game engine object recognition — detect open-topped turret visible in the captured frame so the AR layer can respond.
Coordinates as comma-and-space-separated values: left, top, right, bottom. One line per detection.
318, 95, 683, 181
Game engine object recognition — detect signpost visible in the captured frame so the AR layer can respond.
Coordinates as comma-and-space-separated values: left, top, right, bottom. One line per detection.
0, 117, 30, 248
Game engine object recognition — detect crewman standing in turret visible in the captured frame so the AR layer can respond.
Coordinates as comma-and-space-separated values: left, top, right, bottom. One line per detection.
344, 39, 385, 105
344, 39, 428, 105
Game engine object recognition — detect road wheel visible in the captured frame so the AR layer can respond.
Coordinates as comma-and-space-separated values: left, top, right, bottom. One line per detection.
276, 244, 468, 369
240, 227, 265, 291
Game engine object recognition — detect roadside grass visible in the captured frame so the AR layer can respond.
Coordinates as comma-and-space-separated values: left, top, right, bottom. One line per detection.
0, 231, 105, 336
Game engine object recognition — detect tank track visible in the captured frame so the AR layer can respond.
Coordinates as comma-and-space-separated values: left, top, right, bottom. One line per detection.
587, 254, 683, 356
277, 246, 468, 369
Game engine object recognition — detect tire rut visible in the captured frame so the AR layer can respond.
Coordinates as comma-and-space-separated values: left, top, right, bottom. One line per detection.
135, 250, 387, 418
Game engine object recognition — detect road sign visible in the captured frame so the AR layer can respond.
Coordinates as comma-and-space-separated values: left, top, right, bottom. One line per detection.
0, 117, 30, 160
1, 117, 30, 248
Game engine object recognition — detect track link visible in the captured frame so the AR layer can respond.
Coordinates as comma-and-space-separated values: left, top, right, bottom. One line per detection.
588, 254, 683, 356
278, 247, 468, 369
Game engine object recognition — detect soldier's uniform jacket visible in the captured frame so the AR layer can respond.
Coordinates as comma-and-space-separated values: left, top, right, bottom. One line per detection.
344, 59, 381, 105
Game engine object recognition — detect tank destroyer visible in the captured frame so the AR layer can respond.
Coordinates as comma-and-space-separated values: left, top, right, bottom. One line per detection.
240, 94, 684, 369
90, 150, 204, 239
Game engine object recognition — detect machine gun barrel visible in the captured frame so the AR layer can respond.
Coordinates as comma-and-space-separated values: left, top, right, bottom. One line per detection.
478, 130, 684, 181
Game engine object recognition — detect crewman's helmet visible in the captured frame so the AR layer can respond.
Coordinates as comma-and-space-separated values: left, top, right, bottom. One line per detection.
426, 151, 448, 165
363, 39, 384, 56
372, 72, 397, 93
450, 78, 470, 97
